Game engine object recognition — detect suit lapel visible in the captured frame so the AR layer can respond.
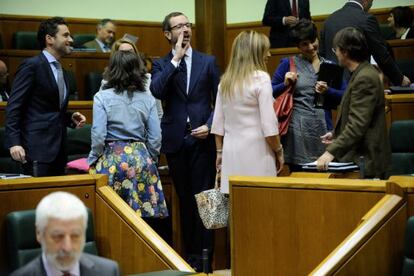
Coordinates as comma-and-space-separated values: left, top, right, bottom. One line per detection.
79, 253, 95, 276
167, 52, 188, 100
188, 51, 203, 96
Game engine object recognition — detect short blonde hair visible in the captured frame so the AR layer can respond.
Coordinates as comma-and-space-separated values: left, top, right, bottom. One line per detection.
111, 38, 138, 54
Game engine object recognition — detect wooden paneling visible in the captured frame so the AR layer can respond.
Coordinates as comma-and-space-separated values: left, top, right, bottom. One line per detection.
0, 175, 96, 275
311, 194, 406, 275
0, 174, 193, 274
230, 176, 387, 276
385, 94, 414, 130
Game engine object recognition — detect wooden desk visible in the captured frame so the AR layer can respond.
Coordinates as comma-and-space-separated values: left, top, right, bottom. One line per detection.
385, 93, 414, 129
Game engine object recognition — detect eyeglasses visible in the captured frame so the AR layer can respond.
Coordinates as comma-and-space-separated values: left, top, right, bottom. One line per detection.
170, 22, 192, 31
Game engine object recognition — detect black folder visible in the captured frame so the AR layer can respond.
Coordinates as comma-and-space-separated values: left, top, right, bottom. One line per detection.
318, 62, 343, 89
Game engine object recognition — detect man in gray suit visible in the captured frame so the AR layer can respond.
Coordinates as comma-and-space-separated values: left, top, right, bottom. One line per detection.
82, 19, 116, 52
11, 191, 120, 276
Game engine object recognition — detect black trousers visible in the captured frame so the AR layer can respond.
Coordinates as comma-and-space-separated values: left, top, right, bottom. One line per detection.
166, 134, 216, 270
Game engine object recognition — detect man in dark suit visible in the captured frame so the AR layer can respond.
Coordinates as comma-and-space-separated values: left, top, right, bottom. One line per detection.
0, 59, 10, 101
82, 19, 116, 52
10, 191, 120, 276
262, 0, 311, 48
320, 0, 411, 86
150, 12, 220, 272
5, 17, 86, 176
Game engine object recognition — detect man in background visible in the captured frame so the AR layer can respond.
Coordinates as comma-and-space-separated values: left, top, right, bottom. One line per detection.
0, 60, 9, 101
320, 0, 411, 86
5, 17, 86, 176
11, 191, 120, 276
82, 19, 116, 52
262, 0, 311, 48
150, 11, 220, 272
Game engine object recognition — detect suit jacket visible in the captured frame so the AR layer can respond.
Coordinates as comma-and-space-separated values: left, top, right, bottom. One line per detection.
150, 50, 220, 153
327, 61, 391, 178
10, 253, 120, 276
82, 39, 104, 52
262, 0, 311, 48
5, 52, 73, 163
320, 2, 403, 85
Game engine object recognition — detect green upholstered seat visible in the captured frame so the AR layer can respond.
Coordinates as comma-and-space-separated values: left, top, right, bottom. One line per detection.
66, 124, 92, 162
85, 72, 103, 100
12, 31, 39, 50
0, 127, 23, 173
73, 34, 95, 48
389, 120, 414, 176
6, 208, 98, 272
402, 217, 414, 276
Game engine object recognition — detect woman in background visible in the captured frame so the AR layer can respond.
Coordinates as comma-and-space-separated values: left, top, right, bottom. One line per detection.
387, 6, 414, 39
272, 19, 345, 171
211, 30, 284, 194
88, 51, 168, 218
111, 38, 163, 119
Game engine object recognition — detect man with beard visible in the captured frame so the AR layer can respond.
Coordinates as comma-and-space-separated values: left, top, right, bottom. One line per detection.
5, 17, 86, 176
10, 191, 120, 276
150, 12, 220, 272
82, 19, 116, 52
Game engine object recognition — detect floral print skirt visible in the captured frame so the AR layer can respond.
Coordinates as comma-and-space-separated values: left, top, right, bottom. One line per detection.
90, 141, 168, 218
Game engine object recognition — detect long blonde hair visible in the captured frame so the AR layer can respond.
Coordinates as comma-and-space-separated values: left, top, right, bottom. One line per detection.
220, 30, 270, 100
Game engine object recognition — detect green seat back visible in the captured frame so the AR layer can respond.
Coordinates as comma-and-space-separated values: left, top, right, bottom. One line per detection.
6, 208, 98, 272
0, 127, 23, 173
73, 33, 96, 48
66, 124, 91, 162
390, 120, 414, 175
85, 72, 103, 100
12, 31, 39, 50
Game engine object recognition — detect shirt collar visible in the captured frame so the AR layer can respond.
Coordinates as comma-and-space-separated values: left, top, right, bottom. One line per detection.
348, 0, 364, 10
42, 252, 80, 276
95, 38, 109, 51
401, 28, 410, 39
42, 50, 58, 64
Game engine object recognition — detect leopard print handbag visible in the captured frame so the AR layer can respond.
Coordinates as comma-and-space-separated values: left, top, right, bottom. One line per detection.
195, 172, 229, 229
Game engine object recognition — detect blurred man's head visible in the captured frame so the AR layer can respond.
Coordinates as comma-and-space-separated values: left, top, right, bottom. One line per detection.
0, 60, 7, 86
97, 19, 116, 46
35, 192, 88, 271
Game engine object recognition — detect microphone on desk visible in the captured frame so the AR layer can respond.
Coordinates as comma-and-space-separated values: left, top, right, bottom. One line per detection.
32, 160, 38, 177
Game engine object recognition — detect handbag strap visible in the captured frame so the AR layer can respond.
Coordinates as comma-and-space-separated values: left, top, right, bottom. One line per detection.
214, 171, 221, 190
289, 56, 296, 73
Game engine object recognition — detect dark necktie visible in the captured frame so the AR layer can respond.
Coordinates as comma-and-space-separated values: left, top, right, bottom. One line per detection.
292, 0, 298, 17
177, 57, 187, 94
53, 61, 65, 106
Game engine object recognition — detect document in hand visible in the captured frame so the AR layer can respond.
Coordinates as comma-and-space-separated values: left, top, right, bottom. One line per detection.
300, 161, 359, 172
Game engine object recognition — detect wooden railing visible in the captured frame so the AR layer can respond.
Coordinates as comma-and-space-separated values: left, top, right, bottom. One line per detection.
0, 174, 193, 275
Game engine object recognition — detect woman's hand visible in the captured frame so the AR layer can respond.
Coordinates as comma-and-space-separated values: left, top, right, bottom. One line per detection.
284, 71, 298, 86
275, 146, 285, 174
316, 151, 334, 171
315, 81, 328, 94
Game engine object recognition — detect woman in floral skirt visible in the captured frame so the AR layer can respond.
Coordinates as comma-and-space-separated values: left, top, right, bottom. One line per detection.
88, 51, 168, 218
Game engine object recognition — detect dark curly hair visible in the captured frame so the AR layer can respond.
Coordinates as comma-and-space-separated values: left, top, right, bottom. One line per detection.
103, 51, 147, 93
289, 19, 318, 45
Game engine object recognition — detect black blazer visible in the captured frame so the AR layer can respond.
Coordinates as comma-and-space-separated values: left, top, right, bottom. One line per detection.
262, 0, 311, 48
320, 2, 404, 85
5, 52, 73, 163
